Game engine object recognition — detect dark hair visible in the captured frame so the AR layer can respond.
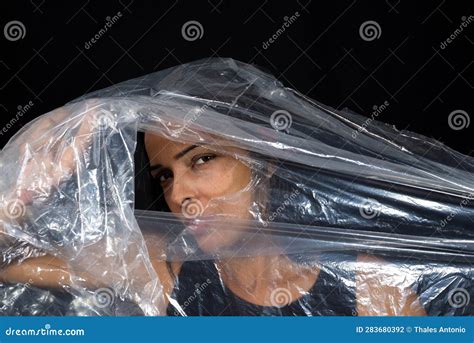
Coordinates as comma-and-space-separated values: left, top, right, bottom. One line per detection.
133, 131, 325, 267
134, 131, 170, 212
133, 131, 313, 222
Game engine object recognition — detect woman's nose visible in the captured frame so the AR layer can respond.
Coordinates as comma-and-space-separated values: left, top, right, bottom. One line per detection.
169, 176, 198, 214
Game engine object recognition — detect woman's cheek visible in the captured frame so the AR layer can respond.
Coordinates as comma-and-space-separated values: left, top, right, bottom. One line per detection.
196, 165, 234, 199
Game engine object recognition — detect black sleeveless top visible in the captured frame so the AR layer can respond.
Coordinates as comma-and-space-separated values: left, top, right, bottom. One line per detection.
166, 252, 358, 316
1, 253, 471, 315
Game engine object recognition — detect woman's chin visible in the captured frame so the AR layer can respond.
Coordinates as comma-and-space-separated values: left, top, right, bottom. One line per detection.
185, 218, 246, 254
194, 232, 238, 255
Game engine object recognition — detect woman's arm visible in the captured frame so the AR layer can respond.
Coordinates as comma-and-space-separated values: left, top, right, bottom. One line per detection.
142, 231, 183, 308
355, 253, 426, 316
0, 101, 185, 314
0, 254, 73, 289
0, 229, 183, 314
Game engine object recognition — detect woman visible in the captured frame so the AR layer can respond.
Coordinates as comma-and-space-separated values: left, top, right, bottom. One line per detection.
0, 58, 472, 315
0, 130, 426, 316
141, 131, 429, 316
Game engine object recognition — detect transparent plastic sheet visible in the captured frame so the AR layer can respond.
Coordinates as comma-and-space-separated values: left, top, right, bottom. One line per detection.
0, 58, 472, 316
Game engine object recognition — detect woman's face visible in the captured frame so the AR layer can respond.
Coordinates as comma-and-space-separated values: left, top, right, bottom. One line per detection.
144, 132, 254, 252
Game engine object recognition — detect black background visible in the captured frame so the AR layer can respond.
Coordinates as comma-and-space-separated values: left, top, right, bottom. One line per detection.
0, 0, 472, 155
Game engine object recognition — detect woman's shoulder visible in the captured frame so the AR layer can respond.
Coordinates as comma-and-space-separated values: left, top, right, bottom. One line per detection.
354, 253, 426, 316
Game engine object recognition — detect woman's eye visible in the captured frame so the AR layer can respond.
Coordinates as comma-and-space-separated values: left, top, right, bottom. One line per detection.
193, 154, 216, 166
159, 175, 169, 183
155, 171, 172, 184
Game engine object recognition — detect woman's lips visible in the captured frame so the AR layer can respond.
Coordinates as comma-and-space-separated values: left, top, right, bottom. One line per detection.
185, 218, 213, 236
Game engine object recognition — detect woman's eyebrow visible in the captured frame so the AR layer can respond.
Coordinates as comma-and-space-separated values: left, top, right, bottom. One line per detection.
173, 144, 198, 160
149, 164, 162, 172
149, 144, 200, 171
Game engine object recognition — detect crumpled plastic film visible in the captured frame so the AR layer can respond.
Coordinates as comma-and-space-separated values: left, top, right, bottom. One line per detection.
0, 58, 472, 316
